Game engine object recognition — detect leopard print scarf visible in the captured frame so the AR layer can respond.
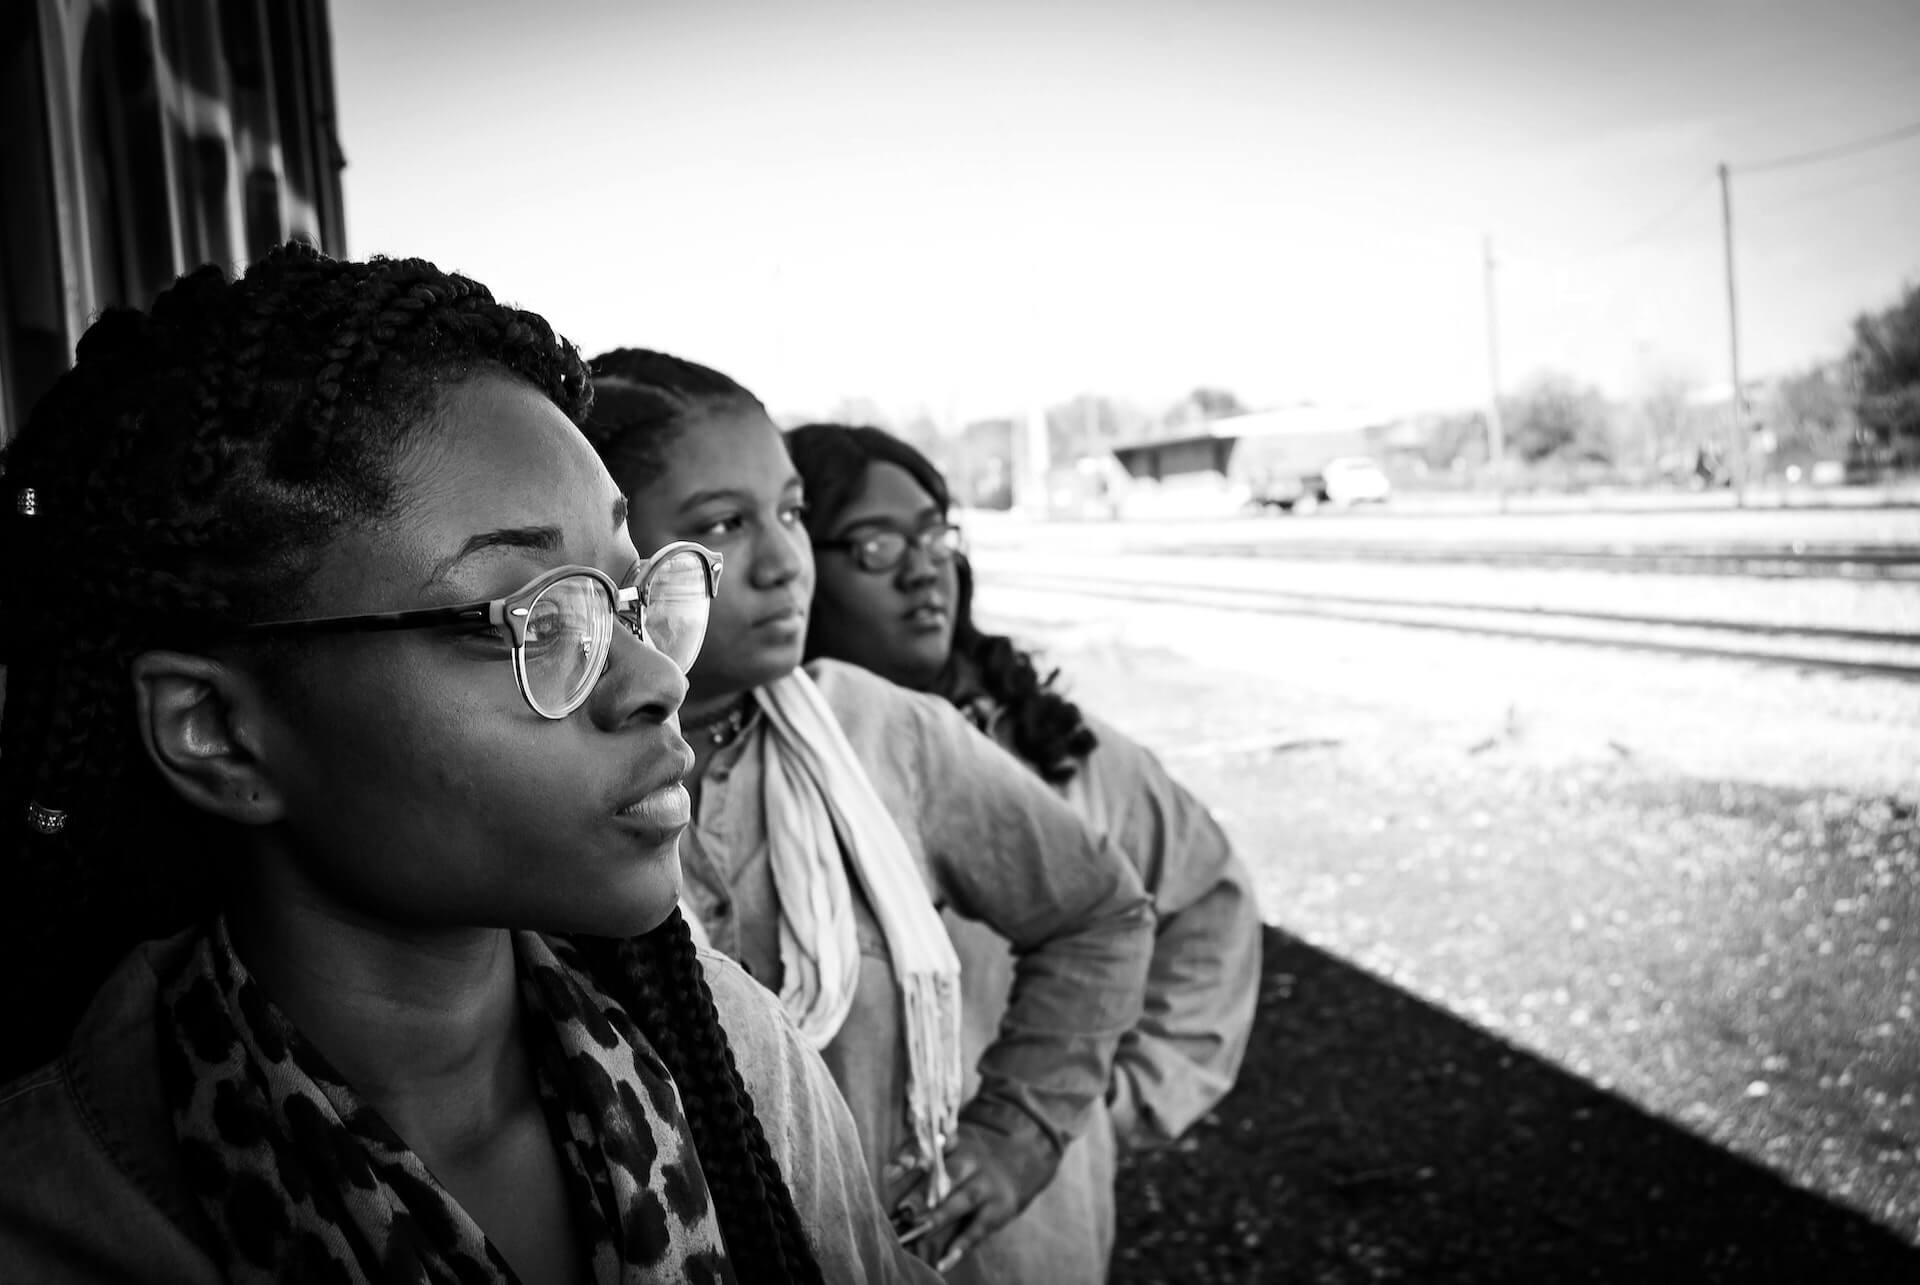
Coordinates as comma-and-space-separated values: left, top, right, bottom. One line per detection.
157, 920, 735, 1284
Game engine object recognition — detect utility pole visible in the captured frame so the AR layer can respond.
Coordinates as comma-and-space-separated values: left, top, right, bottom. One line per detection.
1021, 403, 1051, 519
1718, 162, 1747, 508
1482, 233, 1508, 513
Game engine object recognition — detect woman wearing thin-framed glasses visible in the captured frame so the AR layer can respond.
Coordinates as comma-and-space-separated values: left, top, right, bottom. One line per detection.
0, 247, 940, 1285
788, 421, 1263, 1285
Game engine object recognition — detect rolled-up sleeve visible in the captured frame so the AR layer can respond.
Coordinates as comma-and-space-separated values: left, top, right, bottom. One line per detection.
898, 693, 1155, 1201
702, 952, 943, 1284
1070, 721, 1262, 1147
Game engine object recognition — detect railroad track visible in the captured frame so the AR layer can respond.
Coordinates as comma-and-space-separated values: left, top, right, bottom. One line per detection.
1106, 542, 1920, 580
987, 571, 1920, 682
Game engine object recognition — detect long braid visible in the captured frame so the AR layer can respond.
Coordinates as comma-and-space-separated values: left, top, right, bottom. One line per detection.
1, 247, 820, 1278
785, 422, 1099, 782
579, 918, 826, 1284
944, 553, 1099, 783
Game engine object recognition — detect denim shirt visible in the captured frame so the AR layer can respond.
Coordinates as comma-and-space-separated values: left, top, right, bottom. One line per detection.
1044, 711, 1260, 1145
0, 933, 940, 1285
678, 660, 1156, 1214
941, 710, 1264, 1283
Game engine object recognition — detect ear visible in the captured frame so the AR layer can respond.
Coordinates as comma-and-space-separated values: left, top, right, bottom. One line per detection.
129, 651, 286, 827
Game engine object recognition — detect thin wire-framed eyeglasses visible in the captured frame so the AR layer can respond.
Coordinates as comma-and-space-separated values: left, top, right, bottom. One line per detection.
245, 541, 723, 719
814, 522, 964, 574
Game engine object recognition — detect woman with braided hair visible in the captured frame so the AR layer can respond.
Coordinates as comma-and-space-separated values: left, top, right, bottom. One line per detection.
786, 422, 1262, 1284
580, 349, 1155, 1282
0, 245, 939, 1285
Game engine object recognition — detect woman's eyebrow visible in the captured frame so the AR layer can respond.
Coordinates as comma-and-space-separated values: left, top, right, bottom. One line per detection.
422, 497, 625, 590
840, 505, 943, 534
423, 525, 562, 589
675, 486, 748, 514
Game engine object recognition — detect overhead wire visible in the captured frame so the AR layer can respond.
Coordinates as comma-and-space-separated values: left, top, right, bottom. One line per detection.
1601, 177, 1717, 254
1742, 154, 1920, 221
1497, 176, 1715, 273
1504, 115, 1920, 270
1733, 117, 1920, 175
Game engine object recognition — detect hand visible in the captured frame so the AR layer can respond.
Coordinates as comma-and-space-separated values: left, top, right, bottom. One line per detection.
886, 1125, 1024, 1274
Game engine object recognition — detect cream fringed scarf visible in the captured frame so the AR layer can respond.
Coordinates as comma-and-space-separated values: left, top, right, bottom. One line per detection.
683, 669, 964, 1199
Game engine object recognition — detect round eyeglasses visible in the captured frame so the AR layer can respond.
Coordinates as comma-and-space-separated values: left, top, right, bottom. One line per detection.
245, 542, 723, 719
814, 522, 964, 575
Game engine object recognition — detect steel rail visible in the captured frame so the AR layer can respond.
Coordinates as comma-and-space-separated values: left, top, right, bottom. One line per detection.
992, 572, 1920, 682
1107, 542, 1920, 579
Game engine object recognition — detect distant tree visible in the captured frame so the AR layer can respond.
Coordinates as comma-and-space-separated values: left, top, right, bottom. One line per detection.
1770, 364, 1854, 462
1502, 372, 1615, 465
1159, 386, 1247, 434
957, 418, 1016, 509
1418, 410, 1488, 472
895, 410, 945, 456
1190, 387, 1246, 418
1848, 282, 1920, 466
1045, 393, 1152, 462
823, 395, 892, 430
1631, 372, 1696, 471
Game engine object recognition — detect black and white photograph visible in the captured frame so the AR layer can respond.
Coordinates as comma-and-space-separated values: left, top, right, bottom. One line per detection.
2, 2, 1916, 1281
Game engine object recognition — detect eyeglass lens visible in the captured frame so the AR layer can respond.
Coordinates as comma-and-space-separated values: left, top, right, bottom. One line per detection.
521, 548, 712, 717
635, 546, 712, 671
521, 575, 614, 717
859, 525, 961, 571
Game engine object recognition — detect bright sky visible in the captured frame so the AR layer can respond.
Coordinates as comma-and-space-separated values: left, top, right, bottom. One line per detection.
331, 0, 1920, 425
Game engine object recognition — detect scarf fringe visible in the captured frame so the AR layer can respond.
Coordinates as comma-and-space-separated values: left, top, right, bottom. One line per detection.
756, 671, 965, 1198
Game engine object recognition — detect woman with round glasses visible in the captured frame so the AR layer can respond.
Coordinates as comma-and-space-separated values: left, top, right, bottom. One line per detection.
787, 422, 1263, 1283
0, 246, 942, 1285
580, 349, 1154, 1282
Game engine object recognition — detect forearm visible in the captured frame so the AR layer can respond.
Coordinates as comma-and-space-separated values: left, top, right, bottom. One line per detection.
964, 876, 1154, 1188
1108, 865, 1263, 1145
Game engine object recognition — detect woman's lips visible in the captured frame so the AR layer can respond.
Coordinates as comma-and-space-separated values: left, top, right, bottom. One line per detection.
615, 781, 692, 835
614, 741, 695, 836
905, 604, 948, 630
753, 604, 806, 633
903, 596, 949, 631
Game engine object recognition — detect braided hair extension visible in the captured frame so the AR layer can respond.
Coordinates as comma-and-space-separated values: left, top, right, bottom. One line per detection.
0, 247, 821, 1282
581, 347, 767, 489
784, 423, 1098, 784
580, 918, 826, 1285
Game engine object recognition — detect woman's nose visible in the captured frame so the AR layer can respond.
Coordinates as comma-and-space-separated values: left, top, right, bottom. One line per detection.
895, 539, 940, 587
594, 623, 689, 728
748, 518, 807, 589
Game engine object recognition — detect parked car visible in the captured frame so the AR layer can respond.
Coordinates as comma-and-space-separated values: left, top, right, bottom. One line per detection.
1316, 456, 1393, 506
1260, 456, 1392, 511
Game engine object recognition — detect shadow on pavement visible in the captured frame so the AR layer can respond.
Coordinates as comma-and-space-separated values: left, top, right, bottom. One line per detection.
1112, 926, 1920, 1284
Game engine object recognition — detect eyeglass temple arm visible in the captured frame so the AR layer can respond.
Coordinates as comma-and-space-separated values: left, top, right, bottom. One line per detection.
250, 550, 723, 635
244, 602, 498, 636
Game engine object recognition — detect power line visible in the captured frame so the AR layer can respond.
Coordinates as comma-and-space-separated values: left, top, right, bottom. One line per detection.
1499, 178, 1714, 272
1734, 117, 1920, 175
1743, 154, 1920, 220
1508, 115, 1920, 267
1605, 177, 1716, 253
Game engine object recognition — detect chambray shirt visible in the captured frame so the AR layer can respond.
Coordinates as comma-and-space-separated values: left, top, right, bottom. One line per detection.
0, 933, 941, 1285
678, 660, 1156, 1228
941, 709, 1264, 1282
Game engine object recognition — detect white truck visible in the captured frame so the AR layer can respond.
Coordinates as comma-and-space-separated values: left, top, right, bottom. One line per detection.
1219, 410, 1393, 512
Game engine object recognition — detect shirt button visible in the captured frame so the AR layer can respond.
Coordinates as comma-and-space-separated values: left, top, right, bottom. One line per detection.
709, 896, 731, 920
